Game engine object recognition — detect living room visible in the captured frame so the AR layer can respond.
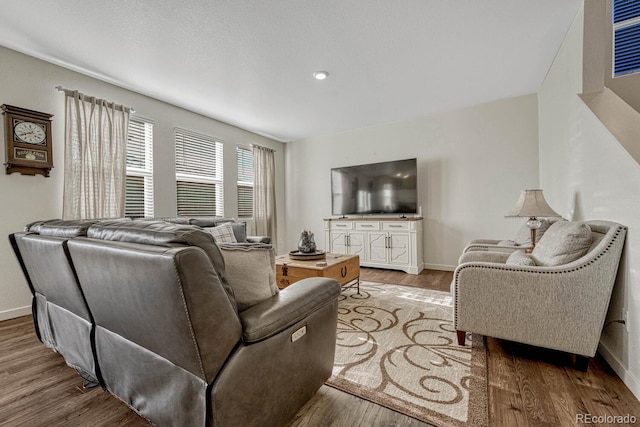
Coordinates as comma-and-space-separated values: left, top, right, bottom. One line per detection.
1, 0, 640, 426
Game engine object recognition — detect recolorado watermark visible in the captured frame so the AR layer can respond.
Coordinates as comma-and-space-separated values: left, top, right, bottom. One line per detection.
576, 413, 637, 424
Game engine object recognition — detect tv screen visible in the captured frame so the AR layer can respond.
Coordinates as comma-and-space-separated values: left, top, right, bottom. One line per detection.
331, 158, 417, 216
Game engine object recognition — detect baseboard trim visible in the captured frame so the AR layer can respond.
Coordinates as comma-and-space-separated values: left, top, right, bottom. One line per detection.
0, 305, 31, 321
360, 262, 422, 275
598, 341, 640, 401
423, 263, 456, 272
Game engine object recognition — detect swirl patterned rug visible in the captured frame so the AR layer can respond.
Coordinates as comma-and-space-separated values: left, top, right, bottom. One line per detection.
327, 281, 487, 427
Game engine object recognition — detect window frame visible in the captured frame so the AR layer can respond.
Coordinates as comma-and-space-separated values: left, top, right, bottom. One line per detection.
236, 145, 254, 218
613, 0, 640, 77
125, 115, 154, 218
175, 127, 224, 217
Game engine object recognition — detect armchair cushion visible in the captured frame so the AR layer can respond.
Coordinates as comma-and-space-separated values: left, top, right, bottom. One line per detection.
506, 250, 536, 266
532, 221, 592, 266
220, 244, 278, 311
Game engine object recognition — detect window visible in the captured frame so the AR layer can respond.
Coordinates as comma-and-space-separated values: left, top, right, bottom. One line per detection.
125, 116, 154, 218
237, 146, 253, 218
613, 0, 640, 76
175, 127, 224, 216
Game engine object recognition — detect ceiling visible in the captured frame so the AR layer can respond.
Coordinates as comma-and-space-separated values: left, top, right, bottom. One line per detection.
0, 0, 582, 142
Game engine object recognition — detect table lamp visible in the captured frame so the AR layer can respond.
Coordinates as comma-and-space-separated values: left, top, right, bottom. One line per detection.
506, 189, 561, 253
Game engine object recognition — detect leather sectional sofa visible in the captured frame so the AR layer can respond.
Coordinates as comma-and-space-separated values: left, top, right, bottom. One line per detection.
11, 219, 341, 426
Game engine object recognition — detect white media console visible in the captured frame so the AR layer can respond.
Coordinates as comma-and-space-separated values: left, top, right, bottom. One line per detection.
323, 217, 424, 274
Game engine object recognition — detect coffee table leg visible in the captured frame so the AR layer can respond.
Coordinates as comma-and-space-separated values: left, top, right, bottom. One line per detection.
357, 277, 360, 295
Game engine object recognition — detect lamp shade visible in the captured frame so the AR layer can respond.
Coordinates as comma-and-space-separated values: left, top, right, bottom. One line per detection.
506, 189, 561, 218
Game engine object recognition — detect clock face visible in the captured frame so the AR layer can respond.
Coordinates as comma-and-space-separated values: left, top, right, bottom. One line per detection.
14, 121, 46, 145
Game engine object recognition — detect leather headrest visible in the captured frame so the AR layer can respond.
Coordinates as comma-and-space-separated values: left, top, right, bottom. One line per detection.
87, 220, 233, 307
87, 220, 235, 310
27, 219, 100, 238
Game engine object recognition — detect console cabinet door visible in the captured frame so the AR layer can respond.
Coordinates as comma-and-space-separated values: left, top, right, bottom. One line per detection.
367, 232, 388, 264
330, 230, 365, 257
347, 231, 365, 257
330, 231, 348, 254
389, 233, 410, 265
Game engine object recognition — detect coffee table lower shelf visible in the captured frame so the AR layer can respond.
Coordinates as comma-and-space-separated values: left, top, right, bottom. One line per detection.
275, 253, 360, 293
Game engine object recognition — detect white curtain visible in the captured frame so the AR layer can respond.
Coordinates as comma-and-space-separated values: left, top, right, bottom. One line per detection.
62, 90, 130, 219
253, 144, 277, 245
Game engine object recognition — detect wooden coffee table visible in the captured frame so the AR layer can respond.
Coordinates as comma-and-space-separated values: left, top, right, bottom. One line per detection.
275, 253, 360, 293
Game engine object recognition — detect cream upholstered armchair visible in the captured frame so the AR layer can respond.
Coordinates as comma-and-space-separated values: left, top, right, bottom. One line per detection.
452, 220, 626, 371
462, 218, 561, 254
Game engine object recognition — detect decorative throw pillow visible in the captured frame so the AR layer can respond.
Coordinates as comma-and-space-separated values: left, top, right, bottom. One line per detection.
514, 218, 558, 246
219, 245, 278, 311
230, 222, 247, 243
506, 250, 536, 266
205, 223, 237, 244
531, 221, 592, 266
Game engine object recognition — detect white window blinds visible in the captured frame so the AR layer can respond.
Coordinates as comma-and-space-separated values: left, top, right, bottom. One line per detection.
175, 127, 224, 216
125, 116, 154, 218
613, 0, 640, 76
237, 146, 254, 218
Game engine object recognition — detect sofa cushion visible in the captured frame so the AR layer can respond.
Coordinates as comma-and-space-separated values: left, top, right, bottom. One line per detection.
219, 244, 278, 312
205, 223, 237, 244
532, 221, 592, 266
506, 250, 536, 266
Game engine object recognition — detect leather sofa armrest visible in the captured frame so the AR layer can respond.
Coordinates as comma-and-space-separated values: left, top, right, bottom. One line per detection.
239, 277, 341, 343
246, 235, 271, 244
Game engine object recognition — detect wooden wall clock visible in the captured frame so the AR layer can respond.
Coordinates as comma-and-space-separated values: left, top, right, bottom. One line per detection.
2, 104, 54, 177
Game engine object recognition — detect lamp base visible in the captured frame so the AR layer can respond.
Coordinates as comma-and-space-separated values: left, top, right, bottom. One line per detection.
525, 217, 541, 253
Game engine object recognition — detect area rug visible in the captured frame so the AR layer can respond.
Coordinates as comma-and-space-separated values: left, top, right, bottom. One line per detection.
326, 281, 487, 427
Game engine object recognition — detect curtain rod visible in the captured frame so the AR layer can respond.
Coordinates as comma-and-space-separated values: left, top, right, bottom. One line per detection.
55, 86, 135, 114
250, 143, 276, 153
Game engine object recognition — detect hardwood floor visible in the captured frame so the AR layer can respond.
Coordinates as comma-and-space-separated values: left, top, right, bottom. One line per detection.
1, 267, 638, 426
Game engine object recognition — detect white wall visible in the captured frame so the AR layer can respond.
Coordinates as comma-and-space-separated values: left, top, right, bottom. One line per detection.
285, 94, 540, 269
0, 45, 285, 320
539, 4, 640, 398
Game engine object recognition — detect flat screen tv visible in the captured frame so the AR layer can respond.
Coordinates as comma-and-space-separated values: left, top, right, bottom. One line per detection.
331, 158, 418, 216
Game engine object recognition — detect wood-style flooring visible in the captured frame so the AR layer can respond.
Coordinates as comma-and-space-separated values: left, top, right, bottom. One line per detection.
1, 268, 638, 426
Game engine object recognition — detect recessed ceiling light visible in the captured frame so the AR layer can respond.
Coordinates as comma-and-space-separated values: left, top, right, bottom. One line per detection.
313, 71, 329, 80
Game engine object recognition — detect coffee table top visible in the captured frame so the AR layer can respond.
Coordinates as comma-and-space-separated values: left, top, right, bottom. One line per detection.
275, 252, 359, 270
